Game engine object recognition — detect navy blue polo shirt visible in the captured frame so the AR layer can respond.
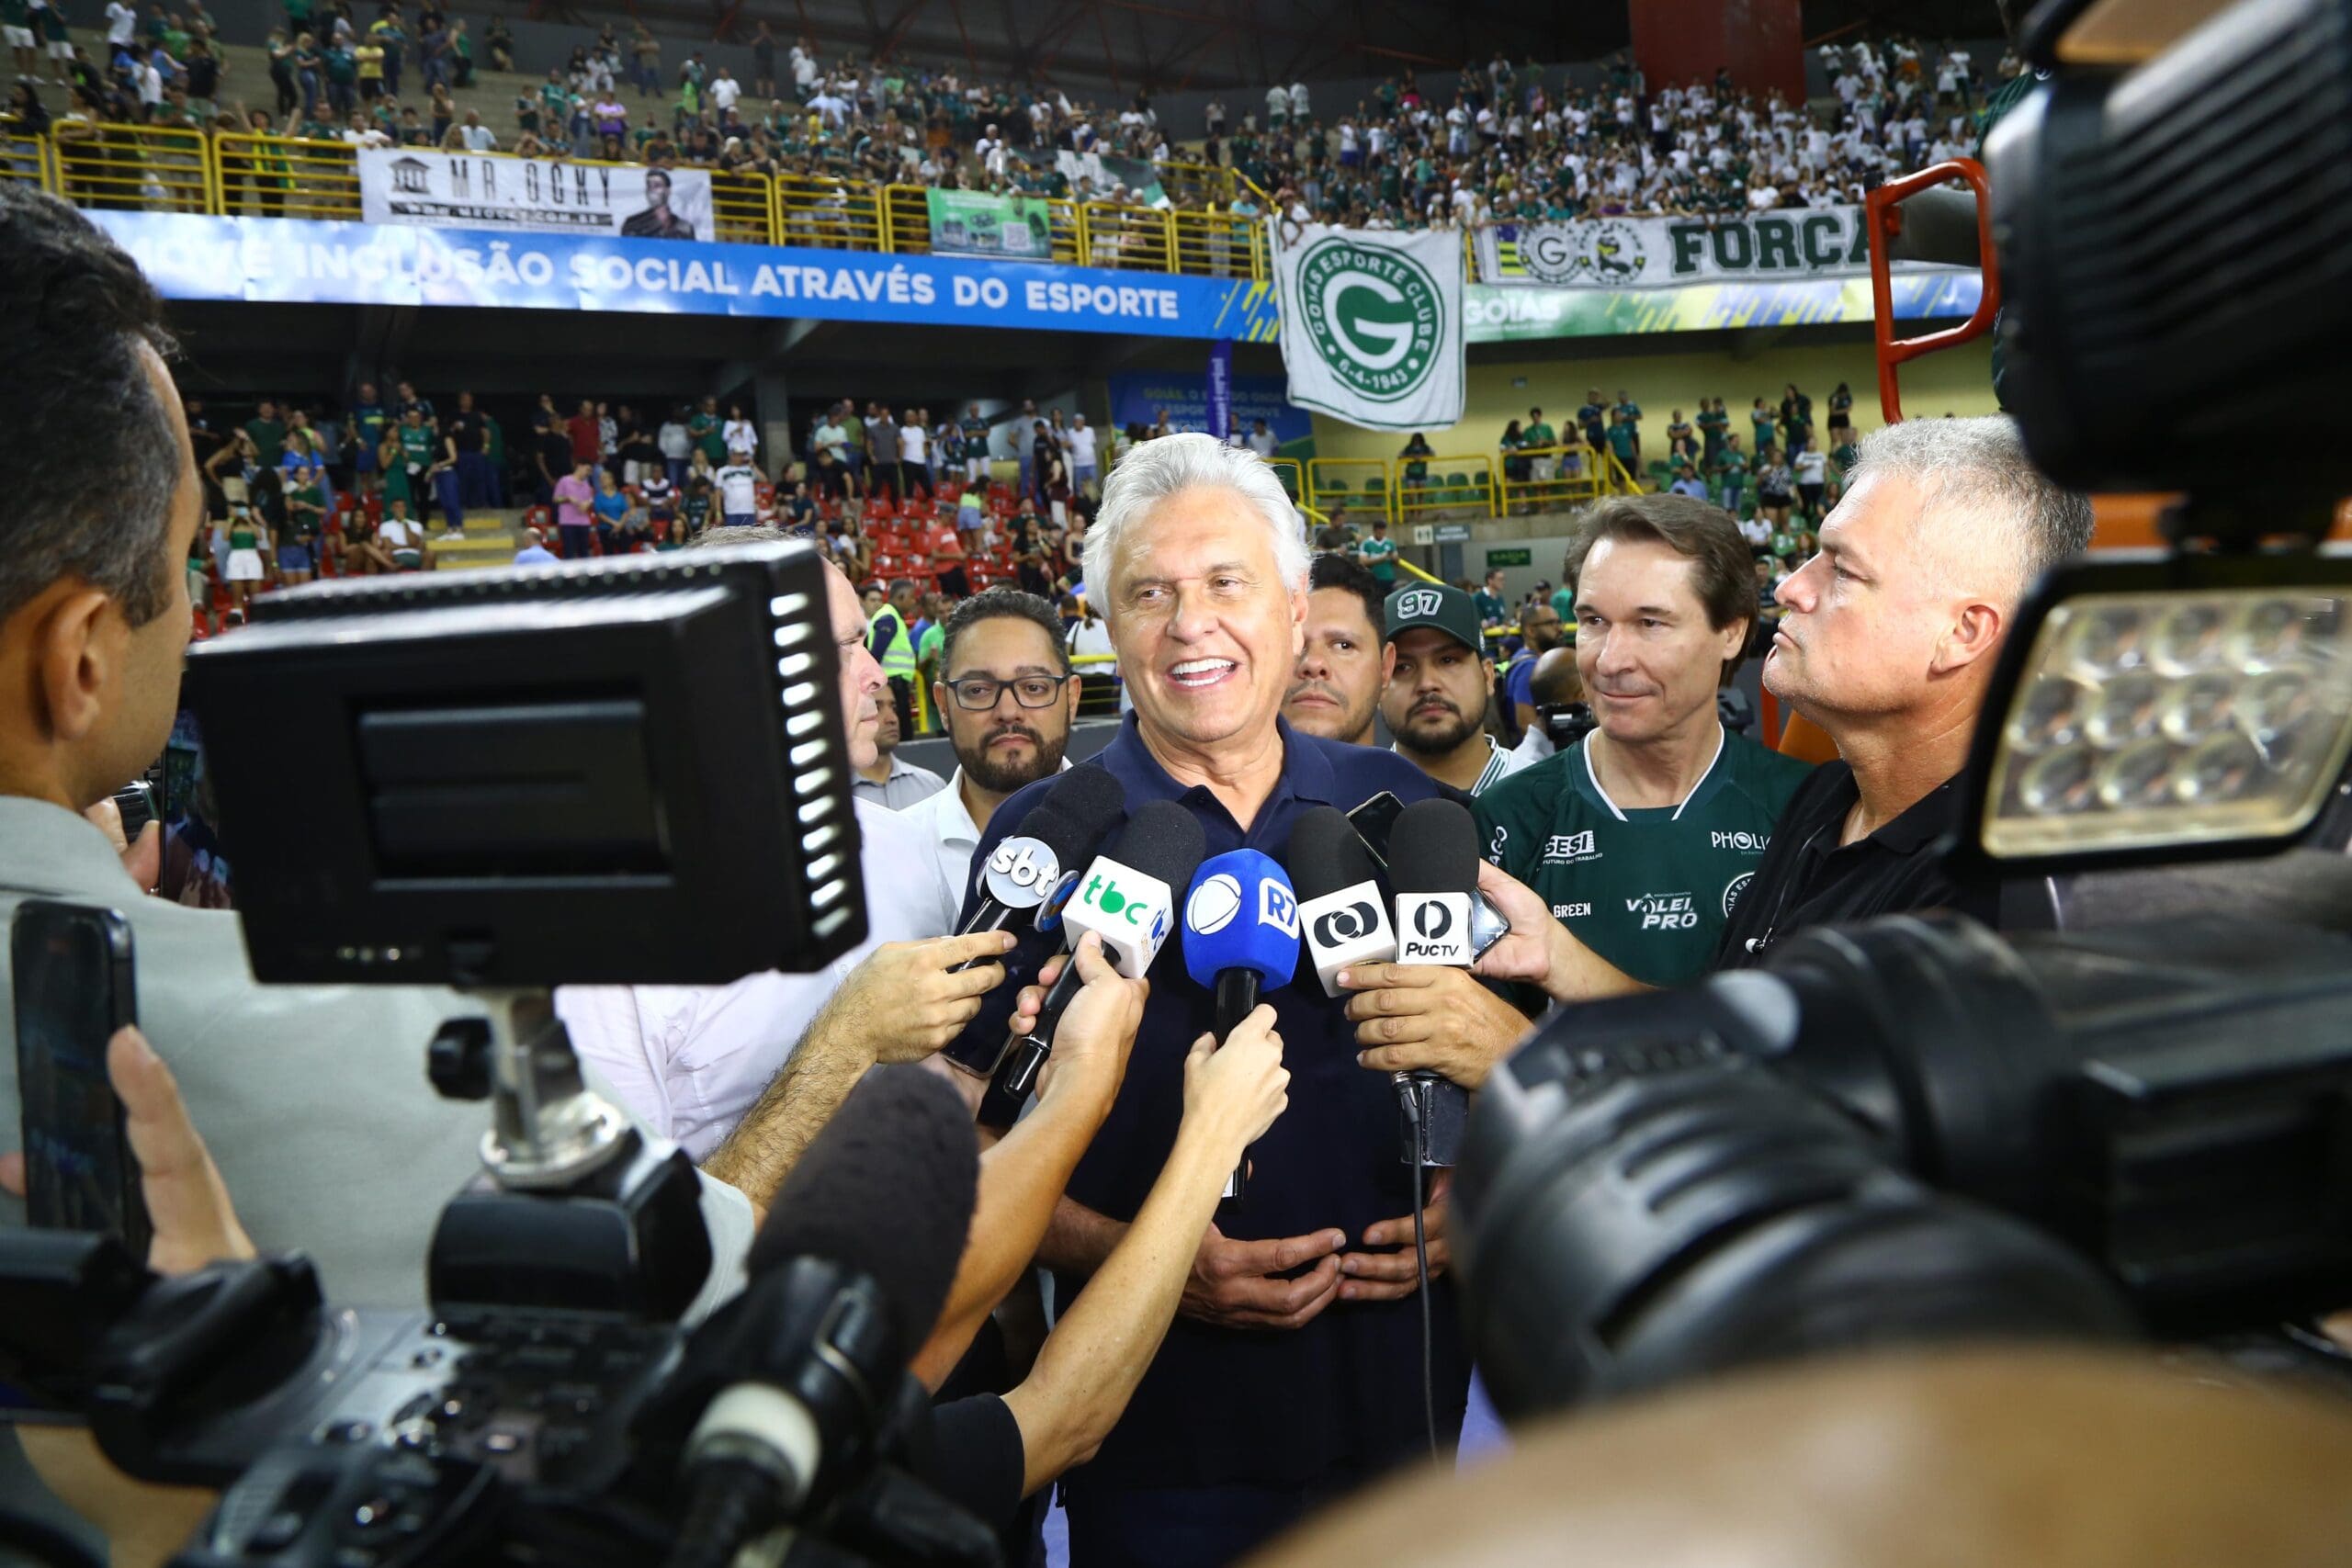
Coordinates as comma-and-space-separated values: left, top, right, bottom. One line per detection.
951, 714, 1472, 1493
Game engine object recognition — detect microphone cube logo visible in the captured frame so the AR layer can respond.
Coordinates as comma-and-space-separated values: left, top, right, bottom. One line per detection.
1258, 881, 1299, 936
984, 837, 1060, 907
1309, 901, 1380, 947
1186, 874, 1244, 935
1396, 893, 1472, 963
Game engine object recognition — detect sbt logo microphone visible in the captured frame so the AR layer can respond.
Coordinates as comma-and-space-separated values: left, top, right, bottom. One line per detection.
1297, 881, 1396, 996
1066, 860, 1174, 975
1394, 892, 1473, 964
982, 836, 1061, 909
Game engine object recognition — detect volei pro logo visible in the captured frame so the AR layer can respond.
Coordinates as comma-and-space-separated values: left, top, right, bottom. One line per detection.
1296, 237, 1443, 403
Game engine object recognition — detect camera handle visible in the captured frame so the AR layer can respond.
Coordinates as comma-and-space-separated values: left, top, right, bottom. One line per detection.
426, 990, 714, 1322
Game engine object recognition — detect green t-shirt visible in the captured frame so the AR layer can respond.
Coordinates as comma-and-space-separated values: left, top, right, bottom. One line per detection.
244, 416, 286, 466
1549, 586, 1574, 621
1698, 409, 1729, 446
1605, 423, 1637, 459
1750, 412, 1777, 447
1359, 534, 1397, 584
917, 622, 944, 665
1522, 421, 1555, 451
0, 0, 28, 28
1474, 730, 1816, 987
282, 487, 324, 541
398, 424, 435, 472
1473, 590, 1508, 625
683, 489, 713, 533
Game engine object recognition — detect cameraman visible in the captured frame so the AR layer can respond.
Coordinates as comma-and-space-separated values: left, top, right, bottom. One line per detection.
0, 190, 757, 1549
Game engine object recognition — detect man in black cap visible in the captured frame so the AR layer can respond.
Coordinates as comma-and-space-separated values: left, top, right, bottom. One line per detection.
1378, 581, 1527, 795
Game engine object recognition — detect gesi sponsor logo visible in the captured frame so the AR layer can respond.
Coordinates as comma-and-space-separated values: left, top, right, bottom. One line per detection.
1543, 829, 1600, 864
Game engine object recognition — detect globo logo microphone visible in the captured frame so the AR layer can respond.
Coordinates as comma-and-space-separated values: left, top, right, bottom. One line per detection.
1296, 879, 1396, 997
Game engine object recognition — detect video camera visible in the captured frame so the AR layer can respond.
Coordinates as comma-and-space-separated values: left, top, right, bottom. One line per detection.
0, 544, 1002, 1567
1453, 0, 2352, 1425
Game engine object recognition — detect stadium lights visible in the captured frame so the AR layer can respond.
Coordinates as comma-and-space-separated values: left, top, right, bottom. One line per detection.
1960, 551, 2352, 871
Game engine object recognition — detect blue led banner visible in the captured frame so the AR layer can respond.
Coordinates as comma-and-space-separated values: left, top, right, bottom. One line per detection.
87, 213, 1283, 341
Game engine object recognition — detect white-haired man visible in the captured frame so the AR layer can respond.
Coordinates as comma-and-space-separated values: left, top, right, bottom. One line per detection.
1449, 416, 2095, 1034
947, 435, 1469, 1566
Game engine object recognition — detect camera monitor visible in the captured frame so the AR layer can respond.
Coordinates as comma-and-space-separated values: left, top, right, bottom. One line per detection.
181, 541, 865, 988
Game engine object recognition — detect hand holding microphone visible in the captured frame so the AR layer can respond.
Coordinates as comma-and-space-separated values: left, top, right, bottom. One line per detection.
1179, 849, 1301, 1203
1182, 1003, 1290, 1167
1031, 931, 1150, 1116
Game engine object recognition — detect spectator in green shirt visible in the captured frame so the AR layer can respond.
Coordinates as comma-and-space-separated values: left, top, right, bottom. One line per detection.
1397, 431, 1432, 488
244, 400, 287, 468
1473, 569, 1509, 628
1358, 516, 1398, 586
1612, 389, 1642, 461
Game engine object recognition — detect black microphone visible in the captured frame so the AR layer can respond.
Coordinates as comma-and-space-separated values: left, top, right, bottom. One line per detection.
944, 764, 1125, 984
643, 1065, 978, 1568
983, 799, 1205, 1125
1383, 798, 1480, 1169
1289, 804, 1398, 997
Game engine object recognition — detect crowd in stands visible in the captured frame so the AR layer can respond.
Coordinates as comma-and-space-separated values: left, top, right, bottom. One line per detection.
6, 6, 2019, 233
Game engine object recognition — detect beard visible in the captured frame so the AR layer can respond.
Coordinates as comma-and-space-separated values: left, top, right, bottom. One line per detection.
963, 722, 1069, 795
1390, 698, 1484, 758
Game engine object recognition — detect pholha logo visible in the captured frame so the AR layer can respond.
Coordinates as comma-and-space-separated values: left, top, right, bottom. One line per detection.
1296, 237, 1444, 403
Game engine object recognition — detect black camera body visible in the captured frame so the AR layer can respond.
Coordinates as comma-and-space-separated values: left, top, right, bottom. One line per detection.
1453, 912, 2352, 1418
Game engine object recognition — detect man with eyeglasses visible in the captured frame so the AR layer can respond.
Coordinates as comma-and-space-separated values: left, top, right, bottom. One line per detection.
899, 587, 1081, 899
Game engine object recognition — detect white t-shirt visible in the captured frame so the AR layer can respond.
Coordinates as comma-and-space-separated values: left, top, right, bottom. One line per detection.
379, 516, 423, 550
1793, 450, 1827, 484
710, 75, 741, 109
1246, 427, 1279, 458
106, 0, 135, 43
460, 123, 497, 151
899, 423, 927, 463
723, 417, 756, 456
1068, 425, 1097, 467
716, 464, 759, 514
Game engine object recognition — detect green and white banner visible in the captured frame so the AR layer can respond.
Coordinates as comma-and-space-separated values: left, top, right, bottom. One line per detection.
1272, 221, 1464, 433
1474, 209, 1967, 289
926, 188, 1057, 260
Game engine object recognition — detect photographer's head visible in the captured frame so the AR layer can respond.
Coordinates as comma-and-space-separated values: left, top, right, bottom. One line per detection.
690, 525, 886, 770
1565, 494, 1753, 750
0, 187, 191, 813
1766, 416, 2091, 744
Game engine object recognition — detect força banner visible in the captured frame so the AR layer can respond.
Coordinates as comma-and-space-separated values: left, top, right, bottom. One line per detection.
357, 149, 717, 242
1473, 208, 1970, 289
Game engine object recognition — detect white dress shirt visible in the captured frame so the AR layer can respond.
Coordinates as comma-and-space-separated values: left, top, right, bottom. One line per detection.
557, 799, 960, 1161
896, 759, 1073, 913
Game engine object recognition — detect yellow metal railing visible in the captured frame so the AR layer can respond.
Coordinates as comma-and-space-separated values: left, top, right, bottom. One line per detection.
780, 170, 885, 250
1306, 458, 1393, 524
1395, 455, 1498, 520
13, 130, 1272, 283
1080, 201, 1173, 272
216, 131, 358, 220
50, 122, 211, 213
1498, 443, 1605, 513
0, 124, 47, 191
710, 166, 777, 245
1170, 206, 1253, 278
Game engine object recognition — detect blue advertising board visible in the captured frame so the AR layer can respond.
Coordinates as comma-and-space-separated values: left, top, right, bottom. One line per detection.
1106, 371, 1313, 447
85, 213, 1283, 341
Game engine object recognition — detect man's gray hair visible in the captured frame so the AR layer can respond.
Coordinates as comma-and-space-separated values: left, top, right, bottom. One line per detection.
1082, 433, 1308, 604
1849, 416, 2094, 598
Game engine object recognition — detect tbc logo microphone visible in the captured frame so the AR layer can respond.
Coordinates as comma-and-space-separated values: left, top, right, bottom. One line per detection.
1287, 806, 1396, 998
986, 799, 1207, 1121
1182, 850, 1302, 1205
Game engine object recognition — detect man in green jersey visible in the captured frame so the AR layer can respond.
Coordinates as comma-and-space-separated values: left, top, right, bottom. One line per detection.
1338, 494, 1814, 1082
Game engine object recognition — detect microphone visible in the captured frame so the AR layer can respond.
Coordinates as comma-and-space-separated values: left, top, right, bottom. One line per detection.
986, 799, 1206, 1118
1384, 798, 1480, 1168
1290, 805, 1397, 998
952, 765, 1126, 944
647, 1065, 978, 1568
1180, 849, 1301, 1203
